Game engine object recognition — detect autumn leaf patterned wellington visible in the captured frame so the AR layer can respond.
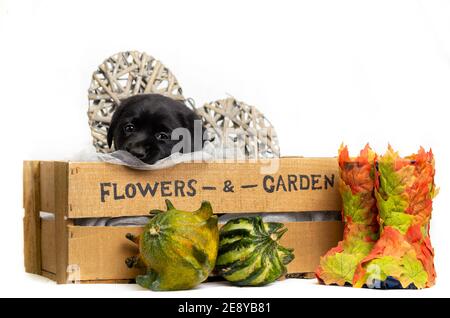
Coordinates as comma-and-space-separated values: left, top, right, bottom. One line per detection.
353, 146, 438, 289
315, 144, 379, 286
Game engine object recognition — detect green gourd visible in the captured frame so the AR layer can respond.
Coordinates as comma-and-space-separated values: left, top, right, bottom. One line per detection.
125, 199, 219, 291
215, 216, 294, 286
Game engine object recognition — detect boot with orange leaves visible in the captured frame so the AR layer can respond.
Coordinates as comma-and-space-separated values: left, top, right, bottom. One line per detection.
315, 145, 379, 286
353, 146, 437, 289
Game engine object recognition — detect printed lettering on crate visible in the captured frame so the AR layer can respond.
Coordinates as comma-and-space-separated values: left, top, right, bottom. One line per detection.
60, 158, 341, 217
99, 173, 335, 202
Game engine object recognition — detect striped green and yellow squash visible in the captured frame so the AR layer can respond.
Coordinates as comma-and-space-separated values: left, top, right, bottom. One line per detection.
216, 217, 294, 286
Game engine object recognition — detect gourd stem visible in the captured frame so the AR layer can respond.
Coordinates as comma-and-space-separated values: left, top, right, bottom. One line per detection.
165, 199, 175, 210
272, 228, 288, 241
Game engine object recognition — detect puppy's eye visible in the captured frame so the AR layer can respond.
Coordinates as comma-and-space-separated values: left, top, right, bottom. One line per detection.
123, 124, 135, 133
155, 132, 170, 141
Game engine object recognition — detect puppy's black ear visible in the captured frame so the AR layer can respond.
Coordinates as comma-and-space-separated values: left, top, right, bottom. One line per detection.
107, 127, 114, 149
182, 109, 206, 152
107, 102, 125, 148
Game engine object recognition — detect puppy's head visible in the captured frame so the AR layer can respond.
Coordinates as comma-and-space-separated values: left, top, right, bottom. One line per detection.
107, 94, 204, 164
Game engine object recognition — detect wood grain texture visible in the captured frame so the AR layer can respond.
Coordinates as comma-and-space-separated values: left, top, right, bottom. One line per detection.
54, 162, 71, 284
40, 161, 55, 212
64, 221, 342, 281
23, 161, 42, 274
281, 221, 344, 274
41, 270, 133, 284
41, 270, 56, 281
41, 217, 56, 274
66, 157, 341, 218
68, 226, 143, 281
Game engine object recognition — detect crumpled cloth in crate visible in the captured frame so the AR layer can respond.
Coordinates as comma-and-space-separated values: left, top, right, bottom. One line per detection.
74, 142, 214, 170
73, 216, 151, 227
218, 212, 341, 224
74, 212, 341, 227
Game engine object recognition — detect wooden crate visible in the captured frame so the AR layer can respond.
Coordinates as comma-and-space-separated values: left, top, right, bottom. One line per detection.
23, 158, 343, 284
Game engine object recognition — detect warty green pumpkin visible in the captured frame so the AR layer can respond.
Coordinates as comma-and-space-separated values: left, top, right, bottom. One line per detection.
215, 216, 294, 286
125, 199, 219, 291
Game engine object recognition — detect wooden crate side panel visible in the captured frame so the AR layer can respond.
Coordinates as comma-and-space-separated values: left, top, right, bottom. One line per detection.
41, 270, 56, 281
68, 226, 143, 281
67, 221, 343, 281
67, 158, 341, 218
55, 162, 71, 284
23, 161, 42, 274
281, 221, 344, 274
40, 161, 55, 213
41, 217, 56, 274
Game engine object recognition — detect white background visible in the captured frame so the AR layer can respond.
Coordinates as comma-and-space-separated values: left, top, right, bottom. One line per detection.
1, 0, 449, 297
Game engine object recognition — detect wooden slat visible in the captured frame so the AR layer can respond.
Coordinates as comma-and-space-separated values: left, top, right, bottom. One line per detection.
54, 162, 70, 284
79, 279, 134, 284
66, 158, 341, 218
40, 161, 55, 212
41, 217, 56, 274
281, 221, 344, 274
66, 221, 343, 281
41, 270, 133, 284
68, 226, 143, 281
23, 161, 42, 274
41, 270, 56, 281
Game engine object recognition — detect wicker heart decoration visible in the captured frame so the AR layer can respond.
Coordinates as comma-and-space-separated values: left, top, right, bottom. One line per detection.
197, 97, 280, 159
87, 51, 184, 153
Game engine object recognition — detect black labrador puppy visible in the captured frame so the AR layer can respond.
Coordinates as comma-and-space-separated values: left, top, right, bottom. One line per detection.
107, 94, 204, 164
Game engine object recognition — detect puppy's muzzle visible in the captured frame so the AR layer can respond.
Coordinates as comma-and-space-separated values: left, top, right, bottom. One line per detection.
126, 145, 148, 160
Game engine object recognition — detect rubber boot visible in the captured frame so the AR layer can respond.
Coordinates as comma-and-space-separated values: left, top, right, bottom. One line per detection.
353, 146, 437, 289
315, 145, 379, 286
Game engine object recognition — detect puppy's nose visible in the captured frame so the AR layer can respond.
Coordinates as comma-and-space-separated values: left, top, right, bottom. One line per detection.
126, 146, 147, 159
